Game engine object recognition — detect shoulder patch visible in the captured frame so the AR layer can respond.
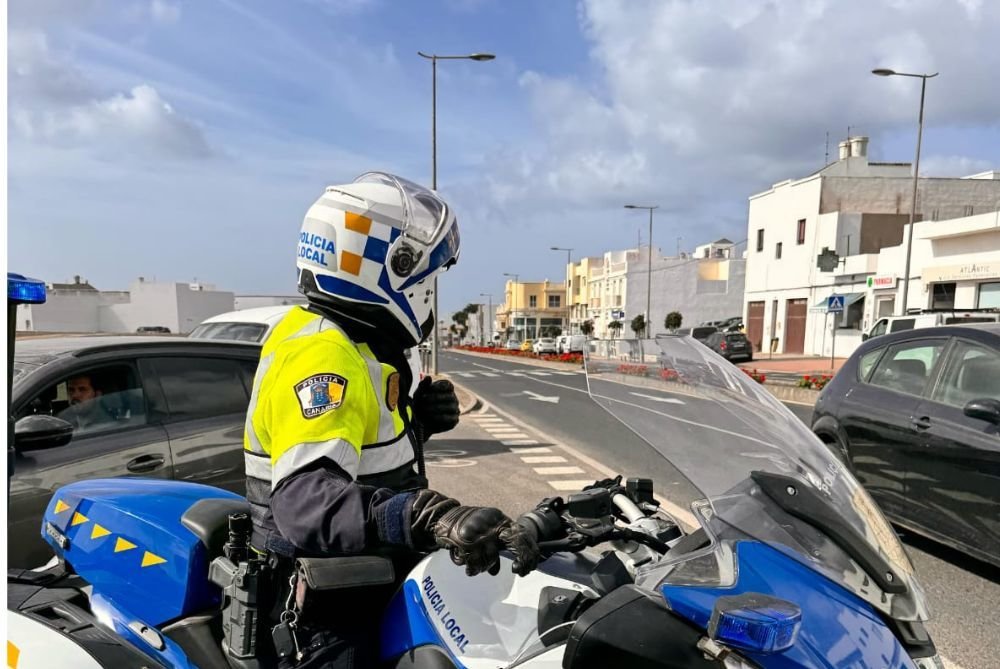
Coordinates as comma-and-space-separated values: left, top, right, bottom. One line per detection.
386, 372, 400, 412
294, 374, 348, 419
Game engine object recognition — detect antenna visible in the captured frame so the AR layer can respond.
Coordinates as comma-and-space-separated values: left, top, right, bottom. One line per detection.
825, 131, 830, 164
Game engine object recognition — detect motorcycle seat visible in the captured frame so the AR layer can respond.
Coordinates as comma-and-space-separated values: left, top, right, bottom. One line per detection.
180, 498, 251, 557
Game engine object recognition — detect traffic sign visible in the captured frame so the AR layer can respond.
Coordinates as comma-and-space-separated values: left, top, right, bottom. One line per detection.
611, 310, 625, 320
827, 295, 845, 313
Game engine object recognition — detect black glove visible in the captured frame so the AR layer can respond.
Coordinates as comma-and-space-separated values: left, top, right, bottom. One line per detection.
433, 506, 540, 577
407, 489, 461, 550
412, 377, 460, 437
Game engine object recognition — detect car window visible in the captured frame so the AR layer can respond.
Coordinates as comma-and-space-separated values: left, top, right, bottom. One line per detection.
869, 320, 887, 337
868, 340, 945, 397
931, 340, 1000, 408
857, 348, 884, 381
18, 364, 147, 439
145, 357, 251, 420
888, 318, 915, 333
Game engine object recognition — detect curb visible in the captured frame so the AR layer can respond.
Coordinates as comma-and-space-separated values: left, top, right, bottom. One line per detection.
762, 383, 820, 407
449, 349, 584, 372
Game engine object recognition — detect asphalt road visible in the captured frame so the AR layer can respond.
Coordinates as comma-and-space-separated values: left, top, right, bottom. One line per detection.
428, 349, 1000, 669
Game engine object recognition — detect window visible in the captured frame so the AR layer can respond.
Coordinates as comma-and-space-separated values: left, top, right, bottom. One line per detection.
868, 319, 888, 338
19, 364, 147, 438
931, 341, 1000, 408
775, 242, 783, 259
858, 348, 884, 381
931, 283, 956, 310
796, 219, 806, 245
978, 282, 1000, 309
845, 296, 865, 330
529, 295, 538, 308
144, 357, 251, 420
888, 318, 916, 333
868, 340, 945, 396
756, 229, 764, 252
548, 295, 561, 308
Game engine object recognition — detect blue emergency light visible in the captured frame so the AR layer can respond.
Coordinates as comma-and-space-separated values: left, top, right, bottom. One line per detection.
7, 273, 47, 305
707, 592, 801, 654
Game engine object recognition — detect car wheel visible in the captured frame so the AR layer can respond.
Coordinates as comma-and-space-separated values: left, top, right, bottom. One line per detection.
817, 432, 851, 469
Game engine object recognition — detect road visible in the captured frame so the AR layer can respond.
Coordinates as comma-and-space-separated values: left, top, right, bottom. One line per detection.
423, 350, 1000, 669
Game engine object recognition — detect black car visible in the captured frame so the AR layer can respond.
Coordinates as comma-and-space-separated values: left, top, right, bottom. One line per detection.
811, 324, 1000, 567
704, 331, 752, 362
136, 326, 172, 334
690, 326, 718, 344
10, 335, 262, 567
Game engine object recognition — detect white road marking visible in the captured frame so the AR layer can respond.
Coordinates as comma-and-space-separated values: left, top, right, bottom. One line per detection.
453, 372, 476, 378
521, 456, 568, 464
548, 480, 598, 491
483, 425, 520, 431
527, 371, 552, 376
508, 372, 527, 377
473, 418, 505, 424
508, 446, 551, 453
533, 466, 585, 475
630, 392, 685, 404
481, 372, 500, 377
524, 390, 560, 403
501, 439, 540, 446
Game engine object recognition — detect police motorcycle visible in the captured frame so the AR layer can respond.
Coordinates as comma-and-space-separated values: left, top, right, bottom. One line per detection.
7, 280, 944, 669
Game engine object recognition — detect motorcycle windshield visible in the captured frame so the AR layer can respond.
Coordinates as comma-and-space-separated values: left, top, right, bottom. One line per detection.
585, 337, 928, 622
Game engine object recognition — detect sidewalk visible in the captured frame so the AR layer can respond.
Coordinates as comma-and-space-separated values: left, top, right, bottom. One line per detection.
737, 355, 846, 376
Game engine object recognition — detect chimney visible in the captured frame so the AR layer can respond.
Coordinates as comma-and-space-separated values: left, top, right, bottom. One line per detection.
74, 275, 81, 284
838, 141, 851, 160
850, 136, 868, 158
138, 276, 145, 283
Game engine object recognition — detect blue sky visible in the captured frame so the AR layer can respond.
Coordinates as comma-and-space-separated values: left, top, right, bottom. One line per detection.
9, 0, 1000, 317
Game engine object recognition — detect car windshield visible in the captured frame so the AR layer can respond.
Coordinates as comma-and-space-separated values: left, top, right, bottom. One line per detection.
584, 337, 928, 623
189, 322, 269, 343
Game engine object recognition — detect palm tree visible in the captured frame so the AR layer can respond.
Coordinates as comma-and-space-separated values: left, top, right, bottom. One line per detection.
665, 311, 683, 330
580, 320, 594, 336
630, 314, 646, 338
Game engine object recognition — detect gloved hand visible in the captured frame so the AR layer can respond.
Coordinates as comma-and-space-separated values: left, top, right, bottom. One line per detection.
407, 489, 461, 550
433, 506, 540, 577
412, 377, 460, 437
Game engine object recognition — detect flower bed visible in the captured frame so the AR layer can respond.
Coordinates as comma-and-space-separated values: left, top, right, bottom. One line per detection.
797, 374, 833, 390
742, 368, 767, 384
454, 345, 583, 365
616, 363, 649, 376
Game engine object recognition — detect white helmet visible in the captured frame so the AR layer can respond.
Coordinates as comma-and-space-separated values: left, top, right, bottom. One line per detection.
296, 172, 460, 347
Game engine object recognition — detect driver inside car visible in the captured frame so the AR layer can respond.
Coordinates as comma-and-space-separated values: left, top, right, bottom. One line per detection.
244, 172, 540, 668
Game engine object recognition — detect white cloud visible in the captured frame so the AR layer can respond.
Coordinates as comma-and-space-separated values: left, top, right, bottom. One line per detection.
920, 155, 993, 178
483, 0, 1000, 226
150, 0, 181, 24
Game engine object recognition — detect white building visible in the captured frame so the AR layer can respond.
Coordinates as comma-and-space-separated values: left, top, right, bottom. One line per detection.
744, 137, 1000, 358
571, 243, 746, 339
17, 277, 235, 334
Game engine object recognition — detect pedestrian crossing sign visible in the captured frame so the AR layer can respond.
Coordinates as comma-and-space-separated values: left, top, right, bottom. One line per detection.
827, 295, 845, 313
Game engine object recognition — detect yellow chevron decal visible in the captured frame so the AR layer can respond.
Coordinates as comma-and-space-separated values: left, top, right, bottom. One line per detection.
114, 537, 137, 553
141, 551, 167, 567
91, 524, 111, 539
8, 640, 20, 669
54, 500, 70, 514
70, 512, 89, 526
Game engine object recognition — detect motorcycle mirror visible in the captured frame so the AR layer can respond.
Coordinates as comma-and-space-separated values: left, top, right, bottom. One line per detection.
963, 398, 1000, 425
14, 415, 75, 451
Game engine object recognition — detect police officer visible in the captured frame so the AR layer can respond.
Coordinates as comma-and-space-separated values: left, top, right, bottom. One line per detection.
244, 172, 539, 667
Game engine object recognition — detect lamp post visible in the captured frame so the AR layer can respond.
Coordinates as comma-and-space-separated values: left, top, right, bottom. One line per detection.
872, 68, 938, 315
625, 204, 659, 337
503, 273, 519, 342
479, 292, 493, 345
550, 247, 573, 333
418, 50, 496, 373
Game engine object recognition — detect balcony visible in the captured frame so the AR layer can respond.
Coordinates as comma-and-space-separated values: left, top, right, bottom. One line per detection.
835, 253, 879, 276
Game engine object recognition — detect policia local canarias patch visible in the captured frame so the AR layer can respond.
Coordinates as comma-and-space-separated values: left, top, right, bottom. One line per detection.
295, 374, 348, 418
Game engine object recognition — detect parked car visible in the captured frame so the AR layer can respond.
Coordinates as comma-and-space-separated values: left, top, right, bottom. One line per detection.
136, 326, 171, 334
505, 339, 522, 351
864, 309, 1000, 341
811, 324, 1000, 567
533, 338, 558, 354
189, 305, 296, 343
9, 335, 263, 567
520, 339, 534, 352
193, 305, 422, 390
705, 331, 753, 362
690, 326, 718, 344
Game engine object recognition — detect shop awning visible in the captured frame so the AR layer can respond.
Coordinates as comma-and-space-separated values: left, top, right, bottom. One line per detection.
813, 292, 865, 308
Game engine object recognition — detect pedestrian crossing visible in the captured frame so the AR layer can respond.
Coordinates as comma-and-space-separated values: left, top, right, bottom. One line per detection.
466, 411, 596, 492
450, 369, 580, 379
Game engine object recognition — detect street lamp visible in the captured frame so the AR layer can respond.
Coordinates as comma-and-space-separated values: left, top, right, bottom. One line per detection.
625, 204, 659, 337
418, 50, 496, 373
550, 247, 573, 333
872, 68, 938, 315
503, 273, 519, 341
479, 293, 493, 345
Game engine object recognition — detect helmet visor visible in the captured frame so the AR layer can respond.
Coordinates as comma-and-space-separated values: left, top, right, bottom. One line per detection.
353, 172, 448, 246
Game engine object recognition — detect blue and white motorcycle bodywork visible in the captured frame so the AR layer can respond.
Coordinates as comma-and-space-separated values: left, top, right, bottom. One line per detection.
9, 337, 943, 669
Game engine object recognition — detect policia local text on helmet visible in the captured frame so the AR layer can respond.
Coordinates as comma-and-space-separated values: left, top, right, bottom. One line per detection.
243, 172, 540, 667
